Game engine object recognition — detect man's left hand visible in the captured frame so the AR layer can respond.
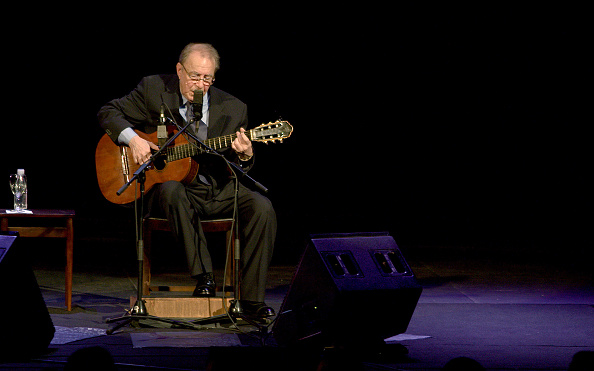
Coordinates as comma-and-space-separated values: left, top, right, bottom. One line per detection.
232, 128, 253, 158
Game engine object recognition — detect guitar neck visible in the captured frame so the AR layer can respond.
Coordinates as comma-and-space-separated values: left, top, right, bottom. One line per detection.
165, 130, 252, 161
204, 130, 253, 150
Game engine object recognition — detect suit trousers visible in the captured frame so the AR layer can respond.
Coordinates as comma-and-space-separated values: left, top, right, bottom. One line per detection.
147, 177, 277, 302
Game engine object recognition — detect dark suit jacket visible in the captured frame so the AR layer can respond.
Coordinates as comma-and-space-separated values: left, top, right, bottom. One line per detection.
98, 74, 253, 186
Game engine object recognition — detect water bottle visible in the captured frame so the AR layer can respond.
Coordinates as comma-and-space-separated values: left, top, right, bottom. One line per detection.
15, 169, 27, 211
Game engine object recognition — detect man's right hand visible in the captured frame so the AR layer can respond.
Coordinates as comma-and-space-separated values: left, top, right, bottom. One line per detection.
129, 135, 159, 164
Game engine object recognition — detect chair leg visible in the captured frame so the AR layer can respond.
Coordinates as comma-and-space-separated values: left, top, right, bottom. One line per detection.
224, 229, 236, 297
142, 220, 152, 296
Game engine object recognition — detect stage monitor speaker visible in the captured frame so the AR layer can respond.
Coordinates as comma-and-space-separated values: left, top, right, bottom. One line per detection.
0, 232, 55, 360
273, 232, 422, 348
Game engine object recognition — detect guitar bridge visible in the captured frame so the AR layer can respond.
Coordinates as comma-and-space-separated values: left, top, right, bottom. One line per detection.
120, 146, 131, 183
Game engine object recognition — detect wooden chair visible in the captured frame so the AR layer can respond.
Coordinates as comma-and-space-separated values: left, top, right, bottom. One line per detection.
142, 217, 237, 297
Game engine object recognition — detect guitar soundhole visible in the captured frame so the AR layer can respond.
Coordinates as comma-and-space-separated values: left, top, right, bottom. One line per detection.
153, 154, 167, 171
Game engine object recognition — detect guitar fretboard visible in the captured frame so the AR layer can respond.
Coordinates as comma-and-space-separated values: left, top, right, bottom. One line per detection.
165, 131, 252, 162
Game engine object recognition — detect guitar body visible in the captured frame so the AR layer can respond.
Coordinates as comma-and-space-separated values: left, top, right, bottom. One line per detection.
96, 120, 293, 204
95, 129, 199, 205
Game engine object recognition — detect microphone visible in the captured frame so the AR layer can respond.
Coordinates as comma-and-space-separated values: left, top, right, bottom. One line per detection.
160, 104, 166, 124
191, 89, 203, 123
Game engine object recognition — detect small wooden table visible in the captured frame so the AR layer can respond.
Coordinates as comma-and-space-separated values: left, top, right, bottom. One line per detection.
0, 209, 75, 311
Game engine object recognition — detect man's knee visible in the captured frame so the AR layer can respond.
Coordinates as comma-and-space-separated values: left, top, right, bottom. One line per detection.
247, 193, 276, 226
158, 181, 186, 205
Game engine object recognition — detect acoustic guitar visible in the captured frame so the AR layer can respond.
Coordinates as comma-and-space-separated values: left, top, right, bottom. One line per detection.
95, 120, 293, 204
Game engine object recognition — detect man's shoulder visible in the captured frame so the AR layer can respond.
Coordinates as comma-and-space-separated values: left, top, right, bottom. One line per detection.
210, 86, 246, 107
140, 74, 178, 91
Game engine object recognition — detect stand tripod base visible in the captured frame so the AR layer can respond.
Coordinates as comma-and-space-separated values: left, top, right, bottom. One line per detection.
106, 297, 234, 334
106, 298, 271, 336
190, 299, 272, 344
106, 313, 205, 334
106, 299, 209, 334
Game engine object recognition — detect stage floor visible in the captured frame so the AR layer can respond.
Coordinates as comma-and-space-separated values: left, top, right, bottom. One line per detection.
1, 241, 593, 370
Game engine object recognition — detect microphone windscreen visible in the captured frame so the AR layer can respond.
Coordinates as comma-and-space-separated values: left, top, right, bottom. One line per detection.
192, 89, 203, 104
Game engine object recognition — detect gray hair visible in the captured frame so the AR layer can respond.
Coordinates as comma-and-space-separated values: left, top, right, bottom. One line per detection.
178, 43, 220, 72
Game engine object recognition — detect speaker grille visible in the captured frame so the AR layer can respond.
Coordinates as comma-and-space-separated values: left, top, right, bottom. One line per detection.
321, 251, 362, 277
371, 249, 412, 276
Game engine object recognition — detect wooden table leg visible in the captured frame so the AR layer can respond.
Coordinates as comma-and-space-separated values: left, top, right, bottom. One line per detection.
65, 217, 73, 311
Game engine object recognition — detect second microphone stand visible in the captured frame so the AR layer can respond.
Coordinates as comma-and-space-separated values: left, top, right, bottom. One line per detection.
162, 114, 271, 331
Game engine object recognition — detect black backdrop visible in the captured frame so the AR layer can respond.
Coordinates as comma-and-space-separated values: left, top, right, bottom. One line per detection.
3, 5, 591, 263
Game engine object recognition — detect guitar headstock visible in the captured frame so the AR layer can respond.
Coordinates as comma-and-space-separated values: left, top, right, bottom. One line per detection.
251, 120, 293, 144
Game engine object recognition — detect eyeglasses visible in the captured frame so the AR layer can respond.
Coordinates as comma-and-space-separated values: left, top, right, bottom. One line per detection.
180, 64, 215, 85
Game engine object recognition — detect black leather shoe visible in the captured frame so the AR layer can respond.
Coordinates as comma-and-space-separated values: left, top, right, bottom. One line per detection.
193, 272, 216, 297
238, 300, 275, 318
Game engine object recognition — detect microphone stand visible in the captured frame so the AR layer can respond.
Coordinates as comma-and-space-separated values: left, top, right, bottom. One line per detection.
164, 116, 268, 194
163, 116, 271, 330
106, 119, 209, 334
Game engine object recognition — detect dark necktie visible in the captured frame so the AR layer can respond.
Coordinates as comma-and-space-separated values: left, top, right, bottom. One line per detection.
186, 102, 208, 142
185, 102, 211, 185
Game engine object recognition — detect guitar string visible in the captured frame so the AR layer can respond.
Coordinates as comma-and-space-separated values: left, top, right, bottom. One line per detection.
161, 122, 290, 161
165, 131, 253, 161
158, 102, 288, 160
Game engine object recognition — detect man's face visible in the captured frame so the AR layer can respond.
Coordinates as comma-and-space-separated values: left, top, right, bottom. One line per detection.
176, 51, 216, 102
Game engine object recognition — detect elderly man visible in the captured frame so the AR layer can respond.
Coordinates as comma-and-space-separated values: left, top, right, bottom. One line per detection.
98, 43, 276, 318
